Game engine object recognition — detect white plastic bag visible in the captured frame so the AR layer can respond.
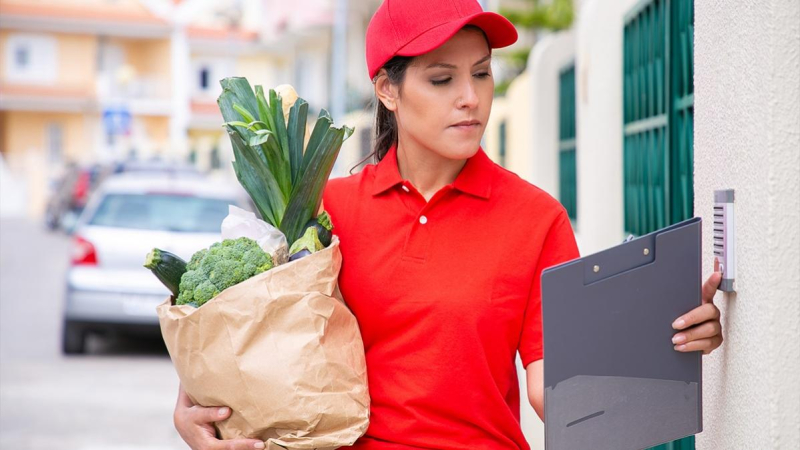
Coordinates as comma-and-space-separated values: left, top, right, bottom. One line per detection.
221, 205, 289, 265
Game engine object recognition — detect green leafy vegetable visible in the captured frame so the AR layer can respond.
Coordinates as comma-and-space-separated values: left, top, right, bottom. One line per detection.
218, 78, 352, 247
176, 237, 274, 307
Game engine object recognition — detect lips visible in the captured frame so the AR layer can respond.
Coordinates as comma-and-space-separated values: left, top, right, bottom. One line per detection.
451, 120, 480, 127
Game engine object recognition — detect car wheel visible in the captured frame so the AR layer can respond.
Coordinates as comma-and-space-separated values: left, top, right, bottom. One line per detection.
62, 321, 86, 355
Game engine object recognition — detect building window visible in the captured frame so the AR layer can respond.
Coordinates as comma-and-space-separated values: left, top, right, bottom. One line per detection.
14, 46, 29, 68
199, 67, 210, 90
558, 64, 577, 222
46, 123, 63, 164
623, 0, 694, 238
359, 126, 372, 161
210, 147, 221, 170
193, 59, 233, 96
4, 33, 57, 84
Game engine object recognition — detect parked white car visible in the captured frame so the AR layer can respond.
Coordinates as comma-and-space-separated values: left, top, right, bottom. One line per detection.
62, 173, 249, 354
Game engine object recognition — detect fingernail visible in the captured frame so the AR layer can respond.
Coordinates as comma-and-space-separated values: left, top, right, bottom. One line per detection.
672, 334, 686, 344
254, 443, 265, 449
218, 407, 230, 417
672, 319, 685, 329
675, 344, 687, 351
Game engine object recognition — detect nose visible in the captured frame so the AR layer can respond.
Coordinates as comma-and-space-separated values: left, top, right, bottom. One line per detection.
457, 77, 479, 109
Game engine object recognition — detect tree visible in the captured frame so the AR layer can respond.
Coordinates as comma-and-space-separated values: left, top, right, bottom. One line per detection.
494, 0, 574, 95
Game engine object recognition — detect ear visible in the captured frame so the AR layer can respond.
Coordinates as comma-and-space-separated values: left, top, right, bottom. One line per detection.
374, 70, 399, 112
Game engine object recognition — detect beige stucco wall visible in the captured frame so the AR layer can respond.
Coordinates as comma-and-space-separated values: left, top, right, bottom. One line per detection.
117, 37, 171, 93
502, 70, 533, 174
1, 110, 94, 216
694, 0, 800, 448
484, 94, 507, 164
56, 33, 97, 92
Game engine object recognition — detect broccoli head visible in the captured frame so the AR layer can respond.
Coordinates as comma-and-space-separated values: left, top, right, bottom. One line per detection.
175, 237, 274, 307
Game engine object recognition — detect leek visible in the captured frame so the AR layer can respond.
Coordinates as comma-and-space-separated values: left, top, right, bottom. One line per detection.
217, 77, 353, 247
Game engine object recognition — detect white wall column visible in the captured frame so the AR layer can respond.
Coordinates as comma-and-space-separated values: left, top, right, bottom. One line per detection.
170, 24, 191, 158
525, 32, 575, 203
573, 0, 639, 255
694, 0, 800, 448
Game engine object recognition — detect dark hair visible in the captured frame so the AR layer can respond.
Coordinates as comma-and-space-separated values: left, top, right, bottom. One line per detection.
349, 25, 490, 174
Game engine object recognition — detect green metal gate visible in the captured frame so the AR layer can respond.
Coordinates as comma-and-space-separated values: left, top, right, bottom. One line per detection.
623, 0, 694, 235
558, 63, 577, 221
623, 0, 695, 448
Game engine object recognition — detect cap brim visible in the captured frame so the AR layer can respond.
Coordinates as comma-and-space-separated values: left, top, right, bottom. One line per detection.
395, 11, 518, 58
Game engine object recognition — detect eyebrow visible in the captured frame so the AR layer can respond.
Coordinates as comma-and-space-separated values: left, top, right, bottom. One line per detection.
425, 54, 492, 70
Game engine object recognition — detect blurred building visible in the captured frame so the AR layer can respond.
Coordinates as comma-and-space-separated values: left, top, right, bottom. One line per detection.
0, 0, 385, 216
0, 0, 173, 216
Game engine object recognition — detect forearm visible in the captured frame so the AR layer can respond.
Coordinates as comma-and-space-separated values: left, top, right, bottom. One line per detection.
525, 360, 545, 421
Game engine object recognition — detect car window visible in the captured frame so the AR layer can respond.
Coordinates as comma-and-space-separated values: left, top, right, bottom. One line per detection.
88, 193, 233, 233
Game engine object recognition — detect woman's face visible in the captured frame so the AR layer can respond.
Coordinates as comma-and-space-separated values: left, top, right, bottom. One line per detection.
378, 27, 494, 160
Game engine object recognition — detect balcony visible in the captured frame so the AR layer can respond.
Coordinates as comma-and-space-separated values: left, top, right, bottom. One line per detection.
96, 71, 171, 116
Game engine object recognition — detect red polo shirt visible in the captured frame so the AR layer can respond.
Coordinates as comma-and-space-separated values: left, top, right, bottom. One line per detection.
322, 143, 580, 449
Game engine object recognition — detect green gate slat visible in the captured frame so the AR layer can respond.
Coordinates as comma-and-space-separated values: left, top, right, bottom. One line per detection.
558, 64, 577, 221
623, 0, 695, 446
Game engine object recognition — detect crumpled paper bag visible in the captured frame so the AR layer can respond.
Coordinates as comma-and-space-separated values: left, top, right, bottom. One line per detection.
221, 205, 290, 265
156, 235, 370, 449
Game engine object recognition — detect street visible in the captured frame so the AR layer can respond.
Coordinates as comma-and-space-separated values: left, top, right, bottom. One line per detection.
0, 218, 187, 449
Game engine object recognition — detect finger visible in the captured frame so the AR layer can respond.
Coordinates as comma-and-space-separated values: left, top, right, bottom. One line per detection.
702, 271, 723, 304
672, 320, 721, 345
673, 303, 720, 330
191, 405, 233, 425
208, 438, 266, 450
674, 335, 723, 354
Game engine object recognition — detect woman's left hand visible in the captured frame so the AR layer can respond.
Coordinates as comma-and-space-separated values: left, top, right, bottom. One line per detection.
671, 258, 724, 355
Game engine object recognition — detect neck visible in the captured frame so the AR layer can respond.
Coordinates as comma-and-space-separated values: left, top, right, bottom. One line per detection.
395, 139, 468, 201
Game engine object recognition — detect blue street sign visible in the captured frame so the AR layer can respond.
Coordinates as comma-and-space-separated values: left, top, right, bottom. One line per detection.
103, 107, 132, 135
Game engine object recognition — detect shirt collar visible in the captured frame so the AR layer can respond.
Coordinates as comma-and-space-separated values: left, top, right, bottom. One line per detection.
370, 142, 493, 199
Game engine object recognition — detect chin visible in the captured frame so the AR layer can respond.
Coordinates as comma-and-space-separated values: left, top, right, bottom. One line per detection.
432, 138, 482, 161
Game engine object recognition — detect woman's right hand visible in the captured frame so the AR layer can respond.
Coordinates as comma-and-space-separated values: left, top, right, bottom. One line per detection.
174, 384, 265, 450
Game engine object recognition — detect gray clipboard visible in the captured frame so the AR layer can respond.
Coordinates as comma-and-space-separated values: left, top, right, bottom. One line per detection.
541, 216, 703, 450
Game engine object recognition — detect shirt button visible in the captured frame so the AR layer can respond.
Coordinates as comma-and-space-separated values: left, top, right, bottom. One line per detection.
419, 215, 428, 224
401, 185, 410, 193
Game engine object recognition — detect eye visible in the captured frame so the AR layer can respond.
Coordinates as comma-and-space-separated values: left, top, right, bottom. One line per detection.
431, 72, 491, 86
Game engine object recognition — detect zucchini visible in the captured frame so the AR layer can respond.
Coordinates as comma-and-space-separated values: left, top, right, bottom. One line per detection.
144, 248, 187, 297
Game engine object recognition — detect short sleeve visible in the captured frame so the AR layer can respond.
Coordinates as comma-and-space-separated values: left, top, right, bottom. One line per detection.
518, 209, 580, 368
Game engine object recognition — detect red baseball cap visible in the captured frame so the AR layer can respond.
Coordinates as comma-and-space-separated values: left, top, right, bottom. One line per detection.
365, 0, 519, 81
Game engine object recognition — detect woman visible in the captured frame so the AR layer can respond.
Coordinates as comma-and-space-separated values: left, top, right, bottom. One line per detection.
173, 1, 724, 449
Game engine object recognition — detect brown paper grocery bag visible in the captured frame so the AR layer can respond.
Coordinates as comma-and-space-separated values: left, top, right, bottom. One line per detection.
157, 235, 369, 449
